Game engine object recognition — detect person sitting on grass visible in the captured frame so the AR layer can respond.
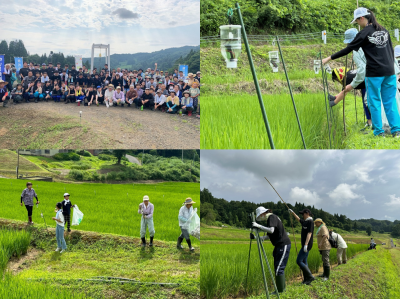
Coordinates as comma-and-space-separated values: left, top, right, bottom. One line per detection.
65, 83, 76, 104
189, 81, 200, 114
75, 84, 85, 106
53, 202, 67, 253
52, 84, 62, 102
252, 207, 291, 294
136, 87, 154, 110
104, 84, 114, 108
314, 218, 331, 282
113, 86, 125, 107
33, 81, 44, 103
166, 90, 180, 114
43, 81, 53, 102
11, 83, 24, 105
95, 86, 103, 106
62, 193, 76, 233
126, 85, 138, 107
154, 89, 166, 111
177, 198, 196, 251
181, 90, 194, 116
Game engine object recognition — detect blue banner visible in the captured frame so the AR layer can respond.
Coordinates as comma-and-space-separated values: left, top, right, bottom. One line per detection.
14, 57, 23, 75
0, 55, 4, 81
179, 64, 189, 77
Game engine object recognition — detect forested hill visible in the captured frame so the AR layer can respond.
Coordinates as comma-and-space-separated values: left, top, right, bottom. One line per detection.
201, 0, 400, 36
83, 46, 200, 72
200, 188, 400, 237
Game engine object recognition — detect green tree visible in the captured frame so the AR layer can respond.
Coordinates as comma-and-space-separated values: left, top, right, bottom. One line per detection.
391, 223, 400, 238
353, 221, 358, 232
113, 150, 127, 164
366, 226, 372, 236
0, 40, 9, 63
200, 202, 217, 224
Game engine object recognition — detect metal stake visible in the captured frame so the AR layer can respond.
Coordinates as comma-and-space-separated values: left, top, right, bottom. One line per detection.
343, 55, 348, 135
235, 3, 275, 149
319, 52, 332, 149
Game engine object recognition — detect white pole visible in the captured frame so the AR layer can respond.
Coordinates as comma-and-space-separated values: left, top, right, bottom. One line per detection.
91, 44, 94, 74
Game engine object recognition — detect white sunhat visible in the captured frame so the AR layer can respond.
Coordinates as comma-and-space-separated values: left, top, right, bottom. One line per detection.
395, 45, 400, 58
350, 7, 370, 24
64, 193, 70, 197
256, 206, 270, 220
143, 195, 149, 201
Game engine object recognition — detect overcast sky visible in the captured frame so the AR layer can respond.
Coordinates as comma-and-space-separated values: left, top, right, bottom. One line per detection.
200, 150, 400, 222
0, 0, 199, 56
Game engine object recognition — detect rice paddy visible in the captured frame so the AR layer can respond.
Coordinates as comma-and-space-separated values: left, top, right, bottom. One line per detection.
0, 178, 200, 243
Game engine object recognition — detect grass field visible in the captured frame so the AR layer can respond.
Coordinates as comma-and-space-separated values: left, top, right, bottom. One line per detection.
0, 178, 200, 243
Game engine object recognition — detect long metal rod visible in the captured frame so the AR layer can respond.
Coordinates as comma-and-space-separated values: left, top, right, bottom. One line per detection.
343, 54, 348, 135
259, 236, 281, 298
251, 212, 270, 299
235, 3, 275, 149
276, 36, 307, 149
245, 229, 253, 295
319, 52, 332, 149
351, 55, 358, 123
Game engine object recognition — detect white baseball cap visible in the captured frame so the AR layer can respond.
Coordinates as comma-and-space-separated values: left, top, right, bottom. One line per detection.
256, 206, 270, 220
64, 193, 70, 197
350, 7, 370, 24
143, 195, 149, 201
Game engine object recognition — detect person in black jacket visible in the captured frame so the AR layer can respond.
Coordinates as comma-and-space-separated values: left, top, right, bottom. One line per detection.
322, 8, 400, 138
69, 66, 78, 80
43, 81, 53, 102
19, 61, 30, 81
52, 84, 62, 102
252, 207, 291, 294
62, 193, 76, 232
0, 80, 10, 107
76, 73, 85, 86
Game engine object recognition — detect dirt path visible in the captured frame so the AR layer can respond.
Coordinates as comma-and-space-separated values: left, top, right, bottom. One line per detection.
0, 102, 200, 149
7, 248, 42, 275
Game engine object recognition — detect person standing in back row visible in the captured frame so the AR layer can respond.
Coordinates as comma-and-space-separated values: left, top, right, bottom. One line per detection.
288, 208, 315, 285
62, 193, 75, 232
252, 206, 291, 294
322, 8, 400, 138
138, 195, 155, 247
20, 182, 40, 225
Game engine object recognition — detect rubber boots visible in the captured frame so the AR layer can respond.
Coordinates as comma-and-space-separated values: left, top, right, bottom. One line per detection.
321, 266, 330, 281
177, 237, 184, 249
271, 275, 286, 295
300, 265, 315, 285
149, 236, 154, 246
141, 237, 146, 247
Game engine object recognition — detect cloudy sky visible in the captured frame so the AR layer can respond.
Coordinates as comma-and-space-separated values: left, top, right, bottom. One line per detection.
201, 150, 400, 222
0, 0, 199, 56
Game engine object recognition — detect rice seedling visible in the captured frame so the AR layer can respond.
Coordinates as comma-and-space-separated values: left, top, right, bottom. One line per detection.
0, 229, 31, 275
200, 242, 369, 299
0, 178, 200, 243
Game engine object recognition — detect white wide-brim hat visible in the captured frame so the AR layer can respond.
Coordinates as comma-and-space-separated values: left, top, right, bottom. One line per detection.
256, 206, 270, 220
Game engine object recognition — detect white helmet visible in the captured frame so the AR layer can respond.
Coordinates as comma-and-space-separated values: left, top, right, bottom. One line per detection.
256, 206, 270, 220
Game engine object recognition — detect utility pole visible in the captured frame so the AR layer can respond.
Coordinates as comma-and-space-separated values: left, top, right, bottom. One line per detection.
17, 149, 19, 179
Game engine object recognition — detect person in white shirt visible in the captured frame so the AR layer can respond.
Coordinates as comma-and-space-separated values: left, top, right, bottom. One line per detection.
154, 89, 166, 111
329, 230, 348, 264
104, 84, 114, 107
138, 195, 155, 247
41, 72, 50, 84
177, 198, 196, 251
52, 202, 67, 253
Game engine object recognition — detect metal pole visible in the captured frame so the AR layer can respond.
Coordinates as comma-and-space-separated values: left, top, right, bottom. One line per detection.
245, 229, 253, 295
319, 52, 332, 149
351, 56, 358, 124
276, 37, 307, 149
259, 238, 280, 298
235, 3, 275, 149
17, 149, 19, 179
343, 55, 348, 135
251, 212, 270, 299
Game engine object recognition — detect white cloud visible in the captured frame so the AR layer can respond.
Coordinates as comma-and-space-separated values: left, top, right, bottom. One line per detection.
347, 164, 373, 183
378, 175, 387, 184
384, 194, 400, 208
327, 184, 364, 206
384, 215, 393, 219
361, 199, 372, 204
290, 187, 321, 205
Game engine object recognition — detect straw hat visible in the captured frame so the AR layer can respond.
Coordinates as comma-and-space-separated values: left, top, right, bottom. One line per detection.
108, 84, 114, 88
184, 198, 195, 205
314, 218, 325, 225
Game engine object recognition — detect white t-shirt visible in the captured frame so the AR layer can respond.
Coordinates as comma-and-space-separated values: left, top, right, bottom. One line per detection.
330, 232, 347, 249
56, 210, 65, 227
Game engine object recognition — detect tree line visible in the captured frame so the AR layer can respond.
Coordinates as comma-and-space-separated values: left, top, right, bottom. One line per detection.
200, 188, 400, 238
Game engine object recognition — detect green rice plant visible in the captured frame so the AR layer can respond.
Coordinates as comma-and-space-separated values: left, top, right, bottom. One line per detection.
0, 178, 199, 243
0, 229, 31, 275
201, 92, 344, 149
200, 242, 369, 298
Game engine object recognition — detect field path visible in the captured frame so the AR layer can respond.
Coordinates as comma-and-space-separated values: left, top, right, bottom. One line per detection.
125, 154, 141, 165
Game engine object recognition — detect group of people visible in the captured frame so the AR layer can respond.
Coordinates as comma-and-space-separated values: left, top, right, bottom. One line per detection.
1, 62, 200, 117
20, 182, 197, 253
252, 207, 348, 294
323, 7, 400, 138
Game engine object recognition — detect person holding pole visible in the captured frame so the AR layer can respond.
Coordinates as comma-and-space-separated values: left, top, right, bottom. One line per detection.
20, 182, 40, 225
288, 208, 315, 285
177, 198, 196, 251
322, 8, 400, 138
314, 218, 331, 281
138, 195, 155, 247
251, 206, 291, 294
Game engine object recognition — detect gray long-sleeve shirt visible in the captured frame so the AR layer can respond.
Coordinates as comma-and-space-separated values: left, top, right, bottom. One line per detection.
21, 188, 38, 206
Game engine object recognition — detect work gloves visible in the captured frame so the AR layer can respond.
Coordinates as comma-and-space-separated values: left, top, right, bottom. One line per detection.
252, 222, 262, 229
303, 245, 308, 253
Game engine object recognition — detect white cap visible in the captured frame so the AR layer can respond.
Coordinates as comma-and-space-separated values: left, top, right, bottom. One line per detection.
226, 60, 237, 68
143, 195, 149, 201
350, 7, 370, 24
64, 193, 70, 197
395, 45, 400, 58
256, 206, 270, 220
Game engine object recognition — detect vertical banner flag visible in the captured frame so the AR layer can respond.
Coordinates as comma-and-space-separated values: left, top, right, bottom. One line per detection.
0, 55, 4, 80
179, 64, 189, 77
14, 57, 23, 75
74, 55, 83, 69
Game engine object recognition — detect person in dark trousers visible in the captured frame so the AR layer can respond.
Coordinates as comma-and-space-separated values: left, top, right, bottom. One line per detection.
20, 182, 40, 224
289, 208, 315, 285
0, 80, 10, 107
62, 193, 76, 232
322, 8, 400, 138
177, 198, 196, 251
252, 206, 291, 294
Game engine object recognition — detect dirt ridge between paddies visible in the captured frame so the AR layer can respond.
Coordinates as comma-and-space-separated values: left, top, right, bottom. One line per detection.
0, 218, 199, 251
